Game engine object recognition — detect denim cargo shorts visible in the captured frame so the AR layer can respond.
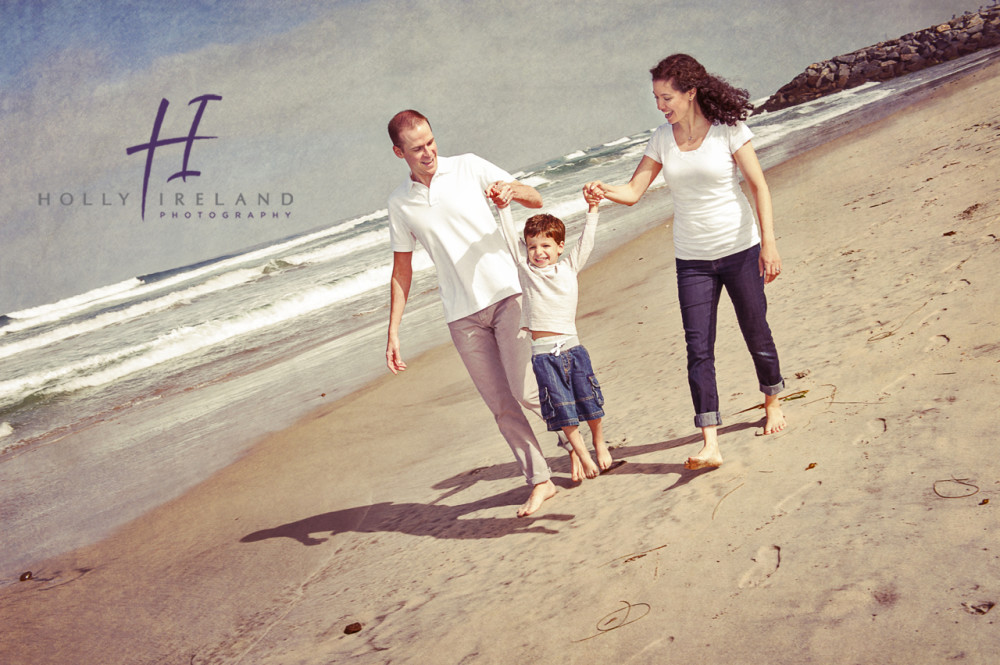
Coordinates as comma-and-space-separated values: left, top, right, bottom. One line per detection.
531, 343, 604, 430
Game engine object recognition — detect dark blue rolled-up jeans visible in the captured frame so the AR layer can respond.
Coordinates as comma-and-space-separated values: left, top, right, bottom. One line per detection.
676, 244, 784, 428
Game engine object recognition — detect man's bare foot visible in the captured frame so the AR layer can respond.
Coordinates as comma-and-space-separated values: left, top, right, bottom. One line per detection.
517, 480, 557, 517
763, 394, 787, 435
594, 440, 613, 471
685, 451, 723, 470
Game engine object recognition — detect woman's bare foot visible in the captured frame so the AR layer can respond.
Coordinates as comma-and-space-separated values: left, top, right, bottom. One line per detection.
763, 394, 787, 434
517, 480, 557, 517
685, 425, 722, 470
685, 450, 723, 470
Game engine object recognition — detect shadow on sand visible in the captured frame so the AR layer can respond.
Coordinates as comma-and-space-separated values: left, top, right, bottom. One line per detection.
240, 422, 758, 546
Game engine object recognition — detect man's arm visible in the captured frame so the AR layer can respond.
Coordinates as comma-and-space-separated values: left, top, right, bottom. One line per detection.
386, 251, 413, 374
509, 180, 542, 208
487, 180, 542, 209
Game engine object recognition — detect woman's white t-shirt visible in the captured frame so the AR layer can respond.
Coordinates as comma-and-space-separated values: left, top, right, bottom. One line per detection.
643, 121, 759, 261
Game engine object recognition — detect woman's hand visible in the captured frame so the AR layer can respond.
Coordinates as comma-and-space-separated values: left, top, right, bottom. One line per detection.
583, 181, 605, 206
760, 243, 782, 284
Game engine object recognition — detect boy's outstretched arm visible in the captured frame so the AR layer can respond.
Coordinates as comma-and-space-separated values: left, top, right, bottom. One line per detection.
569, 186, 602, 269
490, 196, 526, 265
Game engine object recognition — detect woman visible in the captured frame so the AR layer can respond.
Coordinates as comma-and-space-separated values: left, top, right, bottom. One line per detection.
585, 53, 785, 470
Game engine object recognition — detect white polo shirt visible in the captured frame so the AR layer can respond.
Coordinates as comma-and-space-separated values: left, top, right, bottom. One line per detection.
388, 154, 521, 323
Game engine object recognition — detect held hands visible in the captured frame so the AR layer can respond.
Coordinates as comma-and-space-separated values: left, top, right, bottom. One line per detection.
583, 181, 605, 213
583, 181, 605, 207
485, 181, 513, 208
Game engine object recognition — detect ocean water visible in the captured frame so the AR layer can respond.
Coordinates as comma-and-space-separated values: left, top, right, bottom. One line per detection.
1, 48, 997, 578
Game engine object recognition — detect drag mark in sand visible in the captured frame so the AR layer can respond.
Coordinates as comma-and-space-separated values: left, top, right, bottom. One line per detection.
712, 483, 745, 520
932, 477, 980, 499
867, 301, 929, 342
572, 600, 651, 642
604, 544, 668, 567
735, 389, 809, 414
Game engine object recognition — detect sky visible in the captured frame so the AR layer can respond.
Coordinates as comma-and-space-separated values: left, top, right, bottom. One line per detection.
0, 0, 982, 313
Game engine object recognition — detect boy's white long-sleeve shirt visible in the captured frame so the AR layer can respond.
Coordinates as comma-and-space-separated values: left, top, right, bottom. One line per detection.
496, 205, 599, 335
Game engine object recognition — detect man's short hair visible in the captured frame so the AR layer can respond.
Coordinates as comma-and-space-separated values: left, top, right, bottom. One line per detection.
388, 110, 431, 147
524, 214, 565, 245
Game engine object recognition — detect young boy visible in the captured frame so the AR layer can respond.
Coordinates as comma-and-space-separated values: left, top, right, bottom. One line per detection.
487, 183, 612, 481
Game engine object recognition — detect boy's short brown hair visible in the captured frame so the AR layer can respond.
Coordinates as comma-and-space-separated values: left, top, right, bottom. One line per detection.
523, 213, 565, 244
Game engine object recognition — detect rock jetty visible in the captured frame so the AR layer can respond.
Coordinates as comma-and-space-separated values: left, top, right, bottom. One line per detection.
756, 6, 1000, 113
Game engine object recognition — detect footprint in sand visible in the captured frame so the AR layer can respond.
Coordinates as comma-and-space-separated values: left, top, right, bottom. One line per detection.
773, 480, 822, 518
854, 417, 888, 447
880, 372, 913, 395
738, 545, 781, 588
754, 480, 822, 532
941, 278, 971, 294
917, 307, 947, 327
923, 334, 950, 352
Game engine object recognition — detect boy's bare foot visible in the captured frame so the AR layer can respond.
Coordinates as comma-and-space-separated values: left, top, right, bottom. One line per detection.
763, 394, 787, 434
569, 449, 584, 482
594, 440, 613, 471
685, 451, 723, 470
564, 426, 599, 479
517, 480, 557, 517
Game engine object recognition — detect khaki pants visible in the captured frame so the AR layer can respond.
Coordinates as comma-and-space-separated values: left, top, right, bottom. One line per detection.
448, 294, 552, 485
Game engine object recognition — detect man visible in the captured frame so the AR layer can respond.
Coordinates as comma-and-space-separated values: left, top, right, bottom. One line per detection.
385, 109, 560, 517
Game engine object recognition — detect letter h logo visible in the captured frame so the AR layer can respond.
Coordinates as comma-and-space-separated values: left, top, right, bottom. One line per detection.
126, 94, 222, 220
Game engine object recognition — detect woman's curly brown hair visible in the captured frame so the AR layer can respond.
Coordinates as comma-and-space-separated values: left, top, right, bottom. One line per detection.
650, 54, 754, 125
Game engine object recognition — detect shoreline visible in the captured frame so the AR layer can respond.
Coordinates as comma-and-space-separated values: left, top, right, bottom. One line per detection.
4, 48, 999, 581
3, 59, 1000, 664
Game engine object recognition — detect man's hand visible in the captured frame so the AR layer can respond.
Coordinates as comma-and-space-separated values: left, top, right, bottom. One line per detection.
386, 251, 413, 374
386, 335, 407, 374
485, 181, 513, 208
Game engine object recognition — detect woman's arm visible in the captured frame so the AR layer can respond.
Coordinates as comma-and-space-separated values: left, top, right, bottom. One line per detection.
734, 140, 781, 283
585, 155, 663, 206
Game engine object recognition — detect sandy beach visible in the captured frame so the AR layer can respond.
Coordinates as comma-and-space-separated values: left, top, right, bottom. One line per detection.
3, 59, 999, 664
